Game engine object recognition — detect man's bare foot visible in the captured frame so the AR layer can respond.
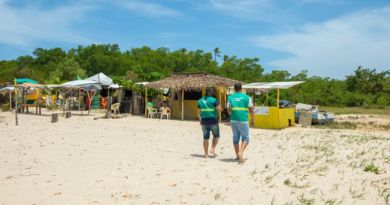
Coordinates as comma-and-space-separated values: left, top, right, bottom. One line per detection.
210, 150, 218, 157
237, 153, 244, 164
205, 154, 209, 159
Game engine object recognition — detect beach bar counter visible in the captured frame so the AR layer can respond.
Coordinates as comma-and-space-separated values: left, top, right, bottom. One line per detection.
231, 81, 304, 129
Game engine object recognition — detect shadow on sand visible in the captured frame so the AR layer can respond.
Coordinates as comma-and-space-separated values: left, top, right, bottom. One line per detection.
219, 158, 239, 163
190, 154, 217, 159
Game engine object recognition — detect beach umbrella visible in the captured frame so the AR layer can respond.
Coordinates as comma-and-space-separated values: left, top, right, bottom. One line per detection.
16, 78, 39, 84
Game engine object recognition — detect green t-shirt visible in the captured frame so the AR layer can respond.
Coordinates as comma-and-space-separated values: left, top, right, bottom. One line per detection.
147, 101, 154, 107
228, 92, 250, 122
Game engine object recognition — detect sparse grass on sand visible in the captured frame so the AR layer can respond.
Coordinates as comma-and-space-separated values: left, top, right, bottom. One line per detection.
315, 121, 357, 130
321, 106, 390, 115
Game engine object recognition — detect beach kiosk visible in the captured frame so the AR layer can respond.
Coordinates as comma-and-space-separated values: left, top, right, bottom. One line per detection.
145, 73, 239, 120
59, 80, 102, 115
232, 81, 304, 129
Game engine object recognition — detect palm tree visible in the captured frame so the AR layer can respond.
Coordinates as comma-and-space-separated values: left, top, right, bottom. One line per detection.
213, 47, 221, 61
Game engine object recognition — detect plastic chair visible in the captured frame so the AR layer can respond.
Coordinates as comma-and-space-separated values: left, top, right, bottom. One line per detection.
147, 107, 158, 118
159, 107, 171, 119
111, 103, 120, 115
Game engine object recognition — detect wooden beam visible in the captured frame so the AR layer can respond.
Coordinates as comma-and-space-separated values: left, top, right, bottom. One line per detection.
218, 87, 222, 123
181, 89, 184, 120
224, 88, 227, 108
292, 87, 295, 104
144, 87, 148, 117
14, 79, 18, 126
9, 90, 12, 111
277, 89, 280, 108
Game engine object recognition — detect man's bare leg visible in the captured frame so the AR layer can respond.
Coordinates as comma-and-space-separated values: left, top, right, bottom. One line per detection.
238, 142, 249, 164
234, 144, 240, 159
210, 138, 219, 157
203, 140, 209, 158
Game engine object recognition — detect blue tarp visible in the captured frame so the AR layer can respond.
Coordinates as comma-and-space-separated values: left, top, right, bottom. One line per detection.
16, 78, 39, 84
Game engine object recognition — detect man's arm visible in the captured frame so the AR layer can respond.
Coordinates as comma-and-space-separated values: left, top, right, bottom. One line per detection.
215, 100, 222, 112
248, 98, 254, 126
227, 101, 231, 115
249, 107, 255, 126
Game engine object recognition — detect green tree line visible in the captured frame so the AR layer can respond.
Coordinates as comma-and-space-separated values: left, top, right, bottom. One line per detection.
0, 44, 389, 107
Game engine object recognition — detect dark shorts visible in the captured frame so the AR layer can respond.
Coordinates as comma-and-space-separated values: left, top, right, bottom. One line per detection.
201, 123, 220, 140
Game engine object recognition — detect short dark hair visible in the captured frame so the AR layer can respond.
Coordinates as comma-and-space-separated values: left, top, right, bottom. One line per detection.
206, 87, 215, 96
234, 83, 242, 92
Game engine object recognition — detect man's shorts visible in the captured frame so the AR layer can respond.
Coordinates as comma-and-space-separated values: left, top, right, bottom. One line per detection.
201, 123, 220, 140
231, 121, 250, 144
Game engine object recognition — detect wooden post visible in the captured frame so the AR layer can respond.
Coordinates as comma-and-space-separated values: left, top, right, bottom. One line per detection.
266, 91, 269, 106
51, 113, 58, 123
218, 87, 222, 123
22, 89, 25, 113
61, 90, 66, 117
14, 79, 18, 126
277, 89, 280, 108
9, 91, 12, 111
292, 87, 295, 104
88, 90, 96, 115
144, 87, 148, 117
78, 88, 81, 111
181, 89, 184, 120
224, 88, 227, 109
202, 87, 205, 97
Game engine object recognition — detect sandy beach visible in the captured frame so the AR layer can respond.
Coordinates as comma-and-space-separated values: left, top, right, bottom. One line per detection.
0, 111, 389, 205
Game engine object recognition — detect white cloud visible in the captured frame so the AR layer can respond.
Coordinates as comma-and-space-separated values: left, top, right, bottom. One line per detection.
207, 0, 297, 24
116, 0, 179, 17
0, 0, 94, 47
253, 6, 390, 78
209, 0, 271, 19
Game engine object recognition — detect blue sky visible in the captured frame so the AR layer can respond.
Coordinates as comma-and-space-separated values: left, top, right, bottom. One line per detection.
0, 0, 389, 78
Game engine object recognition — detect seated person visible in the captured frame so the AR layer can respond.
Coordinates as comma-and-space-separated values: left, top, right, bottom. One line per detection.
101, 97, 107, 109
147, 101, 154, 108
159, 102, 171, 113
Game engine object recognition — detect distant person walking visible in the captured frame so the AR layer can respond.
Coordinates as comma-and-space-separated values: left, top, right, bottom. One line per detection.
228, 83, 254, 164
197, 87, 222, 159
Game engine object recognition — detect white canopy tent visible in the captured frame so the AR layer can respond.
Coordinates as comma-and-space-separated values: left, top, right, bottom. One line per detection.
238, 81, 305, 90
85, 72, 113, 87
0, 86, 15, 111
59, 80, 102, 115
229, 81, 305, 107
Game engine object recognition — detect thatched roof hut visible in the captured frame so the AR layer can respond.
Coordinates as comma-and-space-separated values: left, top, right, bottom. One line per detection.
144, 73, 240, 120
145, 72, 240, 91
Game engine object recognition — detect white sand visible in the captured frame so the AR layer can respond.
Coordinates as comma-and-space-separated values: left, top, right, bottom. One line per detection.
0, 111, 389, 205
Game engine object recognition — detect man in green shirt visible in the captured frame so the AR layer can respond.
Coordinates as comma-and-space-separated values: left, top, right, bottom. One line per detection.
228, 83, 254, 164
197, 87, 222, 159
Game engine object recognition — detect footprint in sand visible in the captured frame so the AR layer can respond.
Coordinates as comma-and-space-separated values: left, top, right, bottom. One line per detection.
88, 201, 102, 205
53, 192, 62, 196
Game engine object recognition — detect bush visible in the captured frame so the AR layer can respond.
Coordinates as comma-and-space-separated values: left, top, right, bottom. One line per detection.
364, 163, 380, 174
377, 95, 390, 107
2, 103, 10, 111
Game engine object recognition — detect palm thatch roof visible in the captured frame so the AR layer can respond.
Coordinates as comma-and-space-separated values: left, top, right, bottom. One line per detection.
145, 72, 240, 91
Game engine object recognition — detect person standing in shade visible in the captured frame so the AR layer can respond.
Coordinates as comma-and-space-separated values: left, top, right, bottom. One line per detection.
197, 87, 222, 159
228, 83, 254, 164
